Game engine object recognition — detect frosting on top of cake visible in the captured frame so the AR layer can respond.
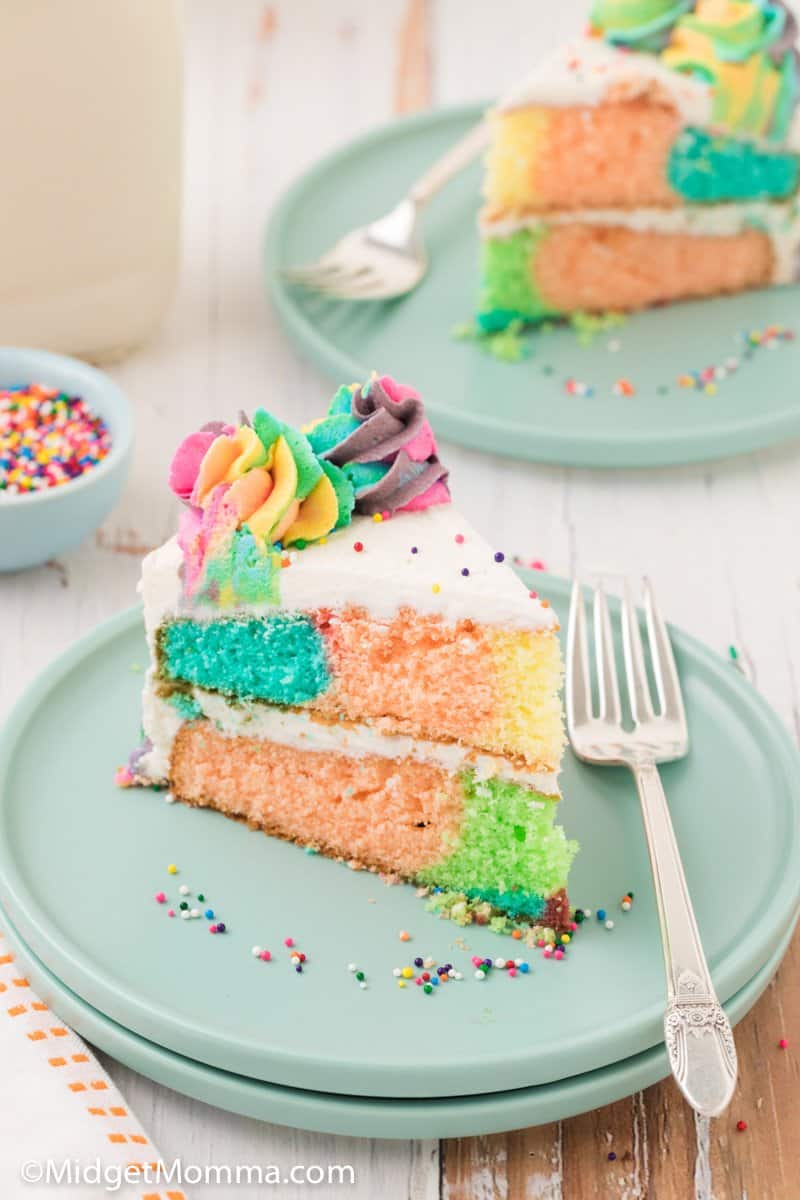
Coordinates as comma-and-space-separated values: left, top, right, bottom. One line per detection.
168, 375, 451, 609
659, 0, 799, 140
498, 37, 713, 125
590, 0, 694, 52
479, 198, 800, 283
140, 503, 558, 633
500, 1, 800, 143
149, 374, 556, 631
137, 682, 561, 792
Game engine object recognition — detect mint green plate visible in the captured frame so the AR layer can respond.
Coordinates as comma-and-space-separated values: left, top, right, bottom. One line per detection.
265, 105, 800, 468
0, 575, 798, 1099
1, 903, 793, 1138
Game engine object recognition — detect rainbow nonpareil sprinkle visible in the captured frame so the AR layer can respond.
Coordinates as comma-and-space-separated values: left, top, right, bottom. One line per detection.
564, 377, 594, 398
557, 324, 795, 401
678, 325, 794, 394
348, 963, 368, 990
393, 957, 465, 992
0, 384, 112, 495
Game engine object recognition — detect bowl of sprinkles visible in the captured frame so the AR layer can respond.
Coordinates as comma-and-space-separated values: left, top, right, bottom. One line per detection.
0, 348, 133, 570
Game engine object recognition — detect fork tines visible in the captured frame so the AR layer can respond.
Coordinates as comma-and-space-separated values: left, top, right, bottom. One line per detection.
567, 577, 687, 735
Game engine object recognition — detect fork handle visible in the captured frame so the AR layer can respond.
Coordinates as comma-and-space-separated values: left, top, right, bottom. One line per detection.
408, 121, 490, 208
633, 760, 738, 1117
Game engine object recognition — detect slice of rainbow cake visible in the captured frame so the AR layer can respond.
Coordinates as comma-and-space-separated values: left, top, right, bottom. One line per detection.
479, 0, 800, 330
125, 376, 577, 931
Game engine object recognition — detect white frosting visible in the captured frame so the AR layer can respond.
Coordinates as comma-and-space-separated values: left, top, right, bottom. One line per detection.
480, 202, 800, 284
498, 38, 713, 128
137, 681, 560, 796
138, 504, 557, 635
139, 670, 182, 779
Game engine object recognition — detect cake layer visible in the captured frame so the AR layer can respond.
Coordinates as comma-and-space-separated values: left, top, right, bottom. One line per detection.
483, 104, 800, 221
155, 605, 563, 772
141, 505, 564, 772
485, 101, 679, 217
169, 719, 576, 924
478, 210, 788, 328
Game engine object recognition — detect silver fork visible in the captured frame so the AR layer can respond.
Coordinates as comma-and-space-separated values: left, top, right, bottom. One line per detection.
566, 577, 737, 1118
282, 121, 489, 301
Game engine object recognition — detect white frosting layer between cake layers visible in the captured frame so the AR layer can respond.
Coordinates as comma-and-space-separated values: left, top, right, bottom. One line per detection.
480, 202, 800, 285
498, 38, 713, 128
139, 504, 557, 636
138, 679, 560, 796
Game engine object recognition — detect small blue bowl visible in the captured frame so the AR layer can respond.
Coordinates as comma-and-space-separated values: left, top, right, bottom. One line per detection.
0, 348, 134, 571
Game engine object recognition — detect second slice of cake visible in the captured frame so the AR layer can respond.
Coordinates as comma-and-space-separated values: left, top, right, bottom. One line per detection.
478, 0, 800, 330
127, 376, 577, 931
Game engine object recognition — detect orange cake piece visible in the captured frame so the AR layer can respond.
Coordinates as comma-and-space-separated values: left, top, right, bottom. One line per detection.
120, 375, 577, 930
477, 2, 800, 330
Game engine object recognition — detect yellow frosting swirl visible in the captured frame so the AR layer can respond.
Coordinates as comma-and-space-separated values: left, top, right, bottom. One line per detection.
662, 0, 798, 139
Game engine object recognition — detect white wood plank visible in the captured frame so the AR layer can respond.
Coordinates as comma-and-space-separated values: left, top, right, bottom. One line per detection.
96, 1055, 439, 1200
433, 0, 590, 105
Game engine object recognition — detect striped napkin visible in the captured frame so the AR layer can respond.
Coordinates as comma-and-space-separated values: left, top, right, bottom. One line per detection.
0, 931, 187, 1200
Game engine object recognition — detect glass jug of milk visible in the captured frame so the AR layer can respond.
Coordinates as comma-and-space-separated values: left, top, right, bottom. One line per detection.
0, 0, 182, 362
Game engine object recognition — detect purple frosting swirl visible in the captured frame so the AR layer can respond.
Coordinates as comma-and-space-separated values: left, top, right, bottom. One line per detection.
322, 377, 450, 516
322, 380, 426, 465
353, 450, 450, 516
767, 0, 799, 66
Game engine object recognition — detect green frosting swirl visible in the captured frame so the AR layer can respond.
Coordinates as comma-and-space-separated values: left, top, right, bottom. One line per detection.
591, 0, 800, 141
663, 2, 798, 138
591, 0, 692, 50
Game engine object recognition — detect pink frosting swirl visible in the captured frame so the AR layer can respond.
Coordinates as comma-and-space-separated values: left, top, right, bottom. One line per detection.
168, 421, 235, 502
321, 375, 449, 515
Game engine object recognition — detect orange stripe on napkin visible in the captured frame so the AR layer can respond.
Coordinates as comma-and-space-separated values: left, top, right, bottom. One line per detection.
0, 931, 187, 1199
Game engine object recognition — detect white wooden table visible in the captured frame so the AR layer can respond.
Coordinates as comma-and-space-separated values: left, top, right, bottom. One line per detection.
2, 2, 798, 1196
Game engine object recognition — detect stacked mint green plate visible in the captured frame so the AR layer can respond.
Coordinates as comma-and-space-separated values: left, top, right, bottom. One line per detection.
0, 574, 798, 1137
265, 106, 800, 469
1, 910, 792, 1138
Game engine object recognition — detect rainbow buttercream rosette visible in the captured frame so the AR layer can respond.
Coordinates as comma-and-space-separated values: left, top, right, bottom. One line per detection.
589, 0, 800, 139
169, 374, 450, 605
